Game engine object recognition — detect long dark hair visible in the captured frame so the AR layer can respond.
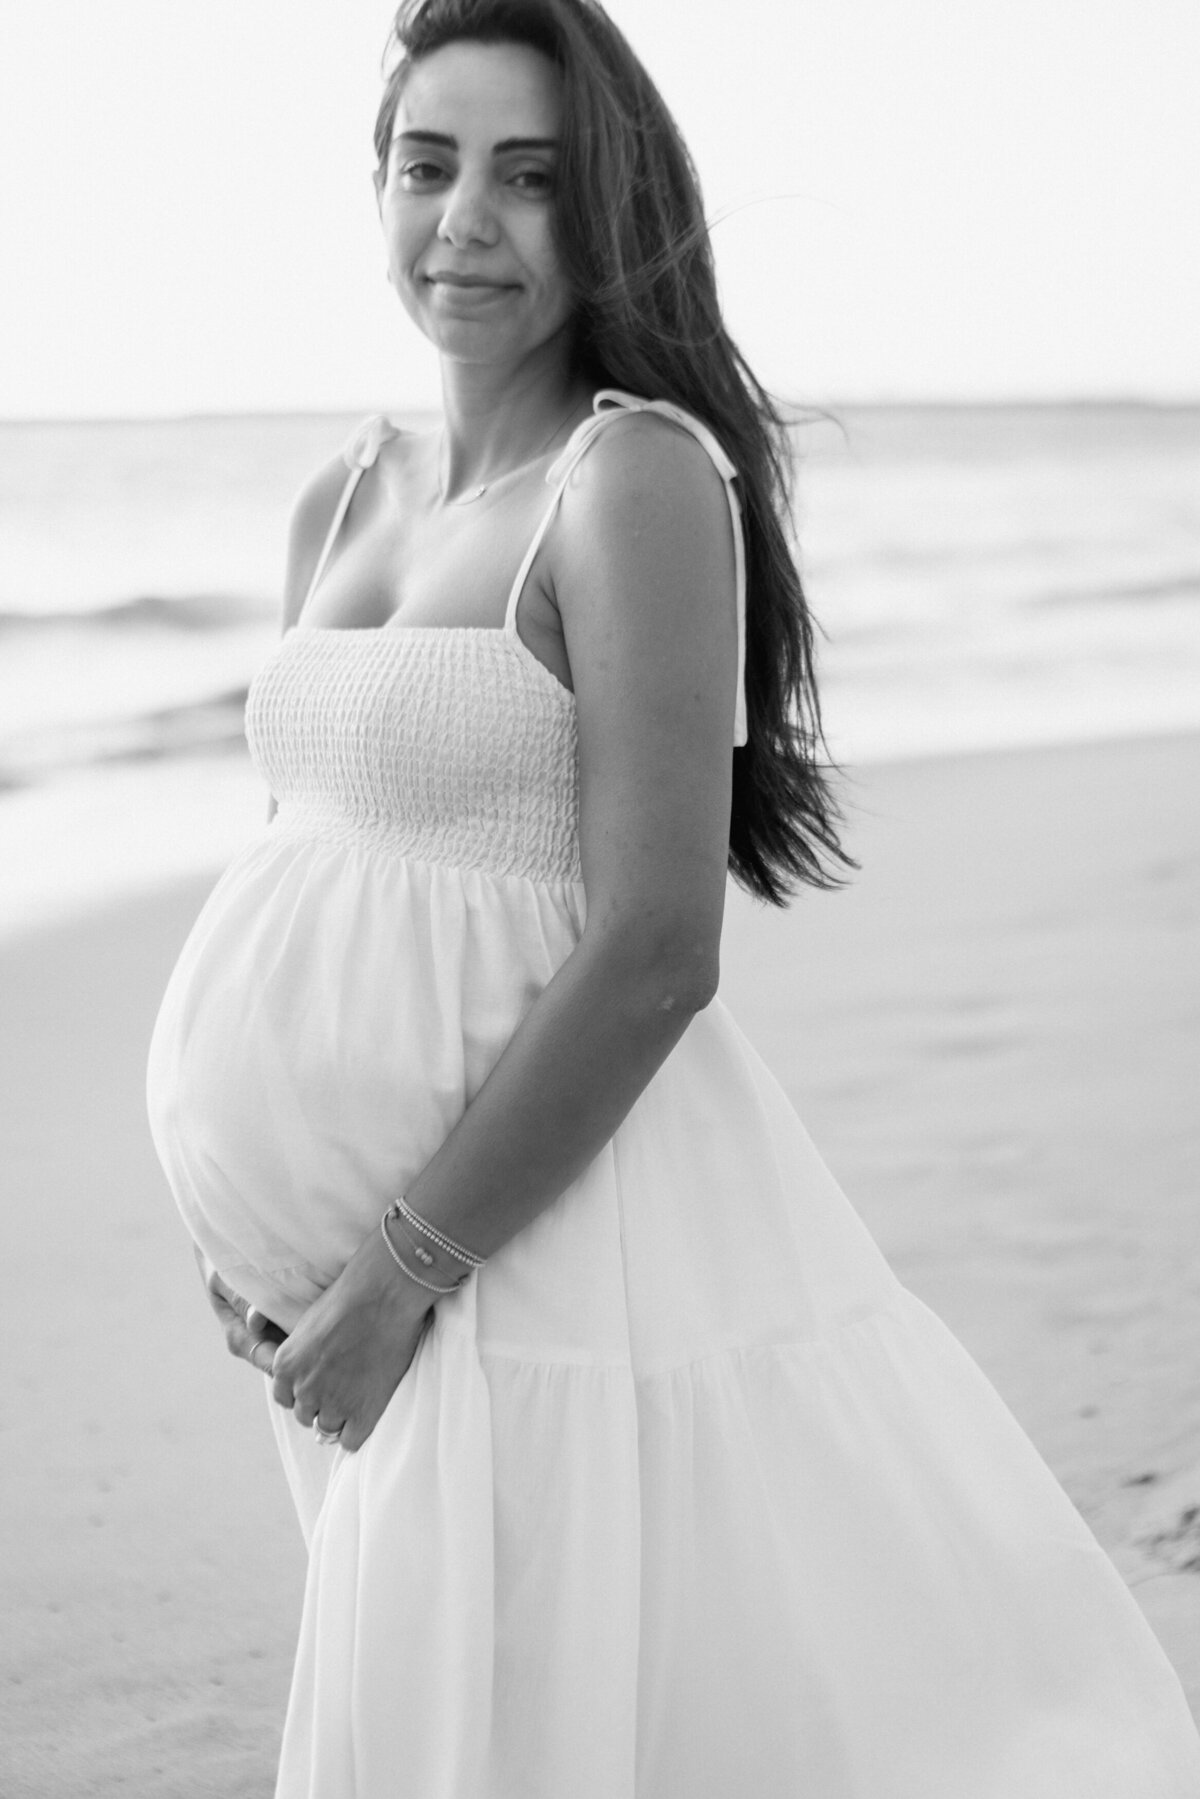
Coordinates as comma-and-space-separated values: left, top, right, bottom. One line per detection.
375, 0, 855, 904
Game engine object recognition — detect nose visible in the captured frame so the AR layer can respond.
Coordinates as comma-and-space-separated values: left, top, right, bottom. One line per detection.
436, 173, 500, 250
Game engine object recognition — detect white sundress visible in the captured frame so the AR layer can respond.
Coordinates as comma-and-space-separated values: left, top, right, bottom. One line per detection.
146, 390, 1200, 1798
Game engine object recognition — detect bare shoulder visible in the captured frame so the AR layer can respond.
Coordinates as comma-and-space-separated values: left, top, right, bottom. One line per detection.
562, 408, 728, 536
281, 453, 353, 631
552, 407, 736, 625
290, 452, 350, 544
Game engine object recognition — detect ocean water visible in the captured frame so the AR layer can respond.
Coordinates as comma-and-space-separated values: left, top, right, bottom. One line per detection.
2, 404, 1198, 934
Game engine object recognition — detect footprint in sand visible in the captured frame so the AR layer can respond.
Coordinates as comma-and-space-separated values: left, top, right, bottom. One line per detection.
1129, 1465, 1200, 1575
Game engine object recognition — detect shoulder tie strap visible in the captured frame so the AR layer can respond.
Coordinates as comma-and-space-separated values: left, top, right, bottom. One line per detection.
505, 389, 748, 746
301, 414, 401, 613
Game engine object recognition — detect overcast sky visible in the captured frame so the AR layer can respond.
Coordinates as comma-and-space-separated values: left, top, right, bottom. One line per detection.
5, 0, 1198, 417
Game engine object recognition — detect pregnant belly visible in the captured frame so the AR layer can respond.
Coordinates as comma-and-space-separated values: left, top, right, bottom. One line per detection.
146, 834, 581, 1327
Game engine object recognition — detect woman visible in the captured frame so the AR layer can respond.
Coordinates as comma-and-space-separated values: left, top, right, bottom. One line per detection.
147, 1, 1200, 1793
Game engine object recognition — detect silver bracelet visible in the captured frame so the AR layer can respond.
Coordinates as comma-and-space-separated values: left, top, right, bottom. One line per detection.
392, 1196, 485, 1269
384, 1205, 439, 1270
380, 1209, 465, 1296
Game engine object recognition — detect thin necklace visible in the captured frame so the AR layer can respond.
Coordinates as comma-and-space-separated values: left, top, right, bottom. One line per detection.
439, 397, 586, 507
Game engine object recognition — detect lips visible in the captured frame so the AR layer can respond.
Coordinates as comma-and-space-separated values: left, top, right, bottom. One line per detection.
427, 272, 517, 289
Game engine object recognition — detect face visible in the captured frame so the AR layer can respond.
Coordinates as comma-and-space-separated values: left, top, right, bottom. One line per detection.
377, 41, 574, 368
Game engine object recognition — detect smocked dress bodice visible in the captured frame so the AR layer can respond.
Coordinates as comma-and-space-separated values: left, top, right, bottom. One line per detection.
248, 627, 582, 883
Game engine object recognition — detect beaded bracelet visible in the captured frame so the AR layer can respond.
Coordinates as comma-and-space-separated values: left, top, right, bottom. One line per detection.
392, 1196, 485, 1269
384, 1204, 440, 1272
380, 1208, 466, 1296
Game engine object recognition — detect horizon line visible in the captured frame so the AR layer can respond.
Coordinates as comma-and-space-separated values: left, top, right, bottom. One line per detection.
4, 393, 1200, 428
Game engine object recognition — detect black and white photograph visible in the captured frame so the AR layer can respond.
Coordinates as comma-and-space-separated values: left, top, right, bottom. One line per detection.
2, 1, 1199, 1793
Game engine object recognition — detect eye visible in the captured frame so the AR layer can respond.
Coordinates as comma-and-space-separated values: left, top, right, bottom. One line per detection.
397, 158, 450, 189
510, 167, 555, 195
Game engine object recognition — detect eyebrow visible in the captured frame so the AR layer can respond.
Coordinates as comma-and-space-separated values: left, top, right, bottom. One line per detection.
391, 130, 559, 154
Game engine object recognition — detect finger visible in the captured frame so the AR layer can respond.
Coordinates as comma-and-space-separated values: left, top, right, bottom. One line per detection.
205, 1264, 236, 1305
205, 1271, 248, 1328
293, 1399, 317, 1430
242, 1307, 282, 1349
214, 1296, 245, 1335
229, 1318, 266, 1364
244, 1307, 288, 1348
271, 1370, 296, 1409
338, 1420, 367, 1454
244, 1333, 277, 1375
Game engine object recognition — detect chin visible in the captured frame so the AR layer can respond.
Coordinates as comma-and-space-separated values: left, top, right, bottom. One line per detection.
433, 332, 526, 365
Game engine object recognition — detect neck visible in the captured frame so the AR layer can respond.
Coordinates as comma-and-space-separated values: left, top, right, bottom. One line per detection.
436, 340, 592, 499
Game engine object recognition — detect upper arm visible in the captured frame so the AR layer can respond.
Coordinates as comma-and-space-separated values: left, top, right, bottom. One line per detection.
280, 454, 352, 633
551, 414, 739, 997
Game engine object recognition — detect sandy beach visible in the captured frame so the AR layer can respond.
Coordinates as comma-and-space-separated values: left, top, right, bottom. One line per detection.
2, 730, 1198, 1796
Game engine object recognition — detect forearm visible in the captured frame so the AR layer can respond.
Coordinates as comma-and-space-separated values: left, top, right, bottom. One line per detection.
398, 925, 713, 1271
267, 925, 709, 1444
